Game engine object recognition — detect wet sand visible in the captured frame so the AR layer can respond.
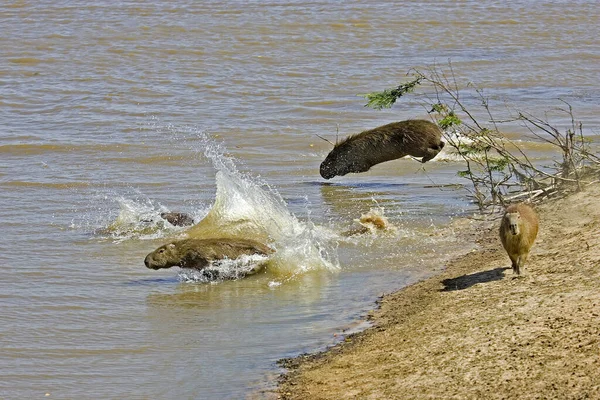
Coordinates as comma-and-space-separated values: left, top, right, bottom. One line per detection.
278, 184, 600, 399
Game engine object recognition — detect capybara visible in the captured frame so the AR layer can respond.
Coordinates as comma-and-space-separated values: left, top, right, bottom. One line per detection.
144, 238, 274, 271
160, 212, 194, 227
499, 203, 539, 275
319, 119, 445, 179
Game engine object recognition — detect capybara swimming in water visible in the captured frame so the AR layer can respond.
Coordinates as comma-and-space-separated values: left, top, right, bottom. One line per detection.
499, 203, 539, 275
144, 238, 274, 271
319, 119, 445, 179
160, 212, 194, 227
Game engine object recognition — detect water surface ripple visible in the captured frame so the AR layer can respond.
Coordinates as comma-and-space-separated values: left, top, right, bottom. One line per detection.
1, 1, 598, 398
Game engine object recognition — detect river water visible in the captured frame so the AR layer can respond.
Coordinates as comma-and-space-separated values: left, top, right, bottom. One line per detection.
1, 1, 598, 398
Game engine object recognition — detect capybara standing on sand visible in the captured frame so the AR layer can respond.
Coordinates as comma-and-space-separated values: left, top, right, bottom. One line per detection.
319, 119, 445, 179
144, 238, 274, 271
499, 203, 539, 275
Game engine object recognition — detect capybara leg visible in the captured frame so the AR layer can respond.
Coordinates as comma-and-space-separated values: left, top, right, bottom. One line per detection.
513, 262, 520, 275
421, 148, 441, 163
518, 252, 529, 275
510, 255, 520, 275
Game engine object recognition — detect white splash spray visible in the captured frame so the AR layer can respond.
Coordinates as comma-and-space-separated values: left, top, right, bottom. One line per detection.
185, 130, 340, 278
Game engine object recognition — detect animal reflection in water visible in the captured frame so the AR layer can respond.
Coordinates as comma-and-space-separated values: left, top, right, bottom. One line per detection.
144, 238, 275, 280
320, 120, 445, 179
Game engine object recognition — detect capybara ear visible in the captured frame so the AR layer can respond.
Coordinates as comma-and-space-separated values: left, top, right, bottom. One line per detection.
167, 243, 176, 249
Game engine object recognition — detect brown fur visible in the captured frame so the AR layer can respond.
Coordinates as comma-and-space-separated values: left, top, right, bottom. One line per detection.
144, 238, 274, 270
319, 120, 445, 179
499, 203, 539, 275
161, 212, 194, 227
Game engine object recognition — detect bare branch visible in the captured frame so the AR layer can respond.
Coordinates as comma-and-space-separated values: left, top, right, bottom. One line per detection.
362, 62, 599, 210
315, 134, 335, 146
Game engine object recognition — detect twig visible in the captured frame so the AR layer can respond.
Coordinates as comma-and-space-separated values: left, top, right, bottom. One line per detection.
315, 134, 335, 146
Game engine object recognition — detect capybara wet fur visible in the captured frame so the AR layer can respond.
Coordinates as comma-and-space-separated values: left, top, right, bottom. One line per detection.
160, 212, 194, 227
144, 238, 274, 271
499, 203, 539, 275
319, 119, 445, 179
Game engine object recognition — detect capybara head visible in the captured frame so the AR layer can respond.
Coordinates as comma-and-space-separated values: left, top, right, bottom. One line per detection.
503, 211, 521, 236
144, 243, 181, 270
320, 145, 370, 179
160, 212, 194, 227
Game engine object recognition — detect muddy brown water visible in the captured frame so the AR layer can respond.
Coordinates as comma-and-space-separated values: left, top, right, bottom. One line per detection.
1, 1, 598, 398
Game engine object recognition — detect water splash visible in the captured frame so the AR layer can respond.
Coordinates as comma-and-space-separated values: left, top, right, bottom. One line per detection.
182, 130, 340, 279
84, 121, 339, 279
178, 254, 270, 283
341, 207, 397, 237
93, 195, 201, 241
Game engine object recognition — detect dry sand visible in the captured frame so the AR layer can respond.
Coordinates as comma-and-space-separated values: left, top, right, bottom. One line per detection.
277, 184, 600, 399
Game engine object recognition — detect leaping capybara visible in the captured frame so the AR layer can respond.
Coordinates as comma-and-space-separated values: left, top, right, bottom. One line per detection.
144, 238, 274, 271
319, 119, 445, 179
499, 203, 539, 275
160, 212, 194, 227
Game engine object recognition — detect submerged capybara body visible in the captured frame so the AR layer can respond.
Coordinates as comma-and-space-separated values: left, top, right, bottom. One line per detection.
499, 203, 539, 275
319, 119, 445, 179
144, 238, 274, 271
160, 212, 194, 227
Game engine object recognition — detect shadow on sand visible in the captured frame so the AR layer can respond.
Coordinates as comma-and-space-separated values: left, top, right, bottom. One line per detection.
440, 267, 509, 292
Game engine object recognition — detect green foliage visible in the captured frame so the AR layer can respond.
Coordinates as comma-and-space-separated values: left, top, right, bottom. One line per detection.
430, 103, 447, 114
438, 112, 461, 130
488, 156, 510, 172
360, 78, 422, 110
478, 128, 492, 137
457, 142, 490, 156
358, 64, 597, 209
429, 103, 462, 129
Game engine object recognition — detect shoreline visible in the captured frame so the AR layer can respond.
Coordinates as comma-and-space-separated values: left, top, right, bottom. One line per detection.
276, 184, 600, 399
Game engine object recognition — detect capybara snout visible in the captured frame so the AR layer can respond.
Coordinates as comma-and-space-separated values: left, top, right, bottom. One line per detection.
144, 255, 156, 269
320, 154, 367, 179
319, 157, 337, 179
144, 253, 155, 269
505, 212, 521, 235
144, 243, 176, 270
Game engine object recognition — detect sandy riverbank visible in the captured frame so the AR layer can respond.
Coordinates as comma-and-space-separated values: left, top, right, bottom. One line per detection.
277, 184, 600, 399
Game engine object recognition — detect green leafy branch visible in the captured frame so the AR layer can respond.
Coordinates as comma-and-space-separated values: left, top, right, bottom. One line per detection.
359, 77, 422, 110
360, 63, 598, 209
